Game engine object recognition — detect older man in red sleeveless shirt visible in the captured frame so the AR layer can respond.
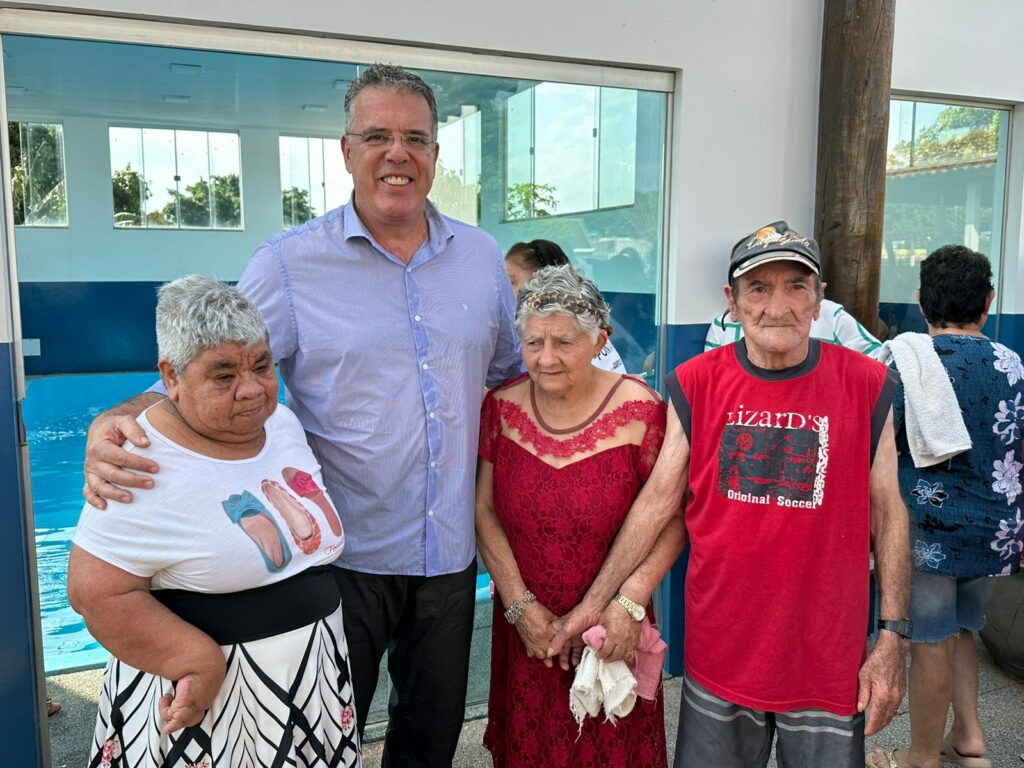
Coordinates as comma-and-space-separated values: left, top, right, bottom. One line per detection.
551, 221, 911, 768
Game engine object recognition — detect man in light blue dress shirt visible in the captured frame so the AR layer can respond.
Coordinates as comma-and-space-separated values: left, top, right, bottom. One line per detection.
83, 64, 521, 767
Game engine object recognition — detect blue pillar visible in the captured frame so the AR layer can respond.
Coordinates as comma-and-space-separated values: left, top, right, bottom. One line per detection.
0, 341, 48, 762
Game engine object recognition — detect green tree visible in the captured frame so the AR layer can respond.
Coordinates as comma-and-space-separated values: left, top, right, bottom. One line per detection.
506, 182, 557, 219
282, 186, 316, 228
888, 107, 1000, 171
163, 173, 241, 228
111, 164, 150, 226
8, 122, 67, 225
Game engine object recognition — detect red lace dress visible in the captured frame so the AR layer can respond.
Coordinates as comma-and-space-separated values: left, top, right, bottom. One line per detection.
479, 373, 668, 768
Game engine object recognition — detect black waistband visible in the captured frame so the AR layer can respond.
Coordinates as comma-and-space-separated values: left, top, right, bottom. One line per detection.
152, 565, 340, 646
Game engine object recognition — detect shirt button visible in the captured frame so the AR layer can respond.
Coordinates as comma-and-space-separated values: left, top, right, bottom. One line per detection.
428, 509, 435, 517
414, 314, 422, 322
430, 461, 437, 468
428, 411, 436, 419
422, 363, 429, 370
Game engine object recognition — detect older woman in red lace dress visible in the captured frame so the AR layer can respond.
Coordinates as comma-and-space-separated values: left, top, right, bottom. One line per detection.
476, 264, 686, 768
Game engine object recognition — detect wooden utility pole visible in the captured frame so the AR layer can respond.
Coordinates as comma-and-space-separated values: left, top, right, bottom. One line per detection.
814, 0, 895, 337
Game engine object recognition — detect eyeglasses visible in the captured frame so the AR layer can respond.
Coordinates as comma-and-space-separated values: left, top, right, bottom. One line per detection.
345, 131, 436, 152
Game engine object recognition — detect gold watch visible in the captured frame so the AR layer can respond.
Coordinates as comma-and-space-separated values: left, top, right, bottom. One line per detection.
615, 593, 645, 622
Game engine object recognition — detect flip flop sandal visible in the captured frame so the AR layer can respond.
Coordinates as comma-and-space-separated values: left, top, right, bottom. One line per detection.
46, 697, 61, 716
222, 490, 292, 572
261, 479, 321, 554
282, 466, 343, 538
866, 748, 906, 768
940, 737, 992, 768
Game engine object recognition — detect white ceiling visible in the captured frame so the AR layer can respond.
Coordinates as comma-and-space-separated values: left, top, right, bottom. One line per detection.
2, 34, 532, 135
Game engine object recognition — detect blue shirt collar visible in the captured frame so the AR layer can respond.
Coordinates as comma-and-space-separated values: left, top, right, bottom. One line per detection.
342, 197, 454, 265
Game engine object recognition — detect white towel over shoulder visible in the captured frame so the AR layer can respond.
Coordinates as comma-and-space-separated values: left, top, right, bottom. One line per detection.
879, 332, 971, 468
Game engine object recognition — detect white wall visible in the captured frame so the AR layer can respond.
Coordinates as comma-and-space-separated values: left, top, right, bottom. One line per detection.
4, 0, 826, 326
893, 0, 1024, 104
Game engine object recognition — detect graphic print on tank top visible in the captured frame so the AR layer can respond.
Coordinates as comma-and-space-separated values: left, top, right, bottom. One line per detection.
717, 404, 830, 509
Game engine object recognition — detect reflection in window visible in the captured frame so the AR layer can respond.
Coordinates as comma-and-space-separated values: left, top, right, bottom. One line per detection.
880, 100, 1009, 333
109, 127, 242, 229
432, 108, 481, 225
279, 136, 352, 228
504, 84, 636, 219
8, 121, 68, 226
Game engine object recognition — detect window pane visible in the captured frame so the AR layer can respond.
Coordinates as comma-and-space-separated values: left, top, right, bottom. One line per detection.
308, 139, 327, 219
279, 136, 352, 228
280, 136, 312, 227
598, 88, 637, 209
174, 130, 212, 228
141, 128, 176, 227
22, 123, 68, 225
111, 127, 240, 229
433, 108, 481, 225
534, 82, 597, 215
881, 100, 1009, 333
110, 127, 145, 227
323, 139, 351, 212
8, 122, 68, 227
209, 132, 242, 228
505, 88, 535, 218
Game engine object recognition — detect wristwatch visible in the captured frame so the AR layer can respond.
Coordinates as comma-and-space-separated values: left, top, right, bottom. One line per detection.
877, 618, 913, 640
615, 593, 645, 623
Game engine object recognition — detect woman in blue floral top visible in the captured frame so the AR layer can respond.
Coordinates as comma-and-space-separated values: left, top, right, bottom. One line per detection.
872, 246, 1023, 768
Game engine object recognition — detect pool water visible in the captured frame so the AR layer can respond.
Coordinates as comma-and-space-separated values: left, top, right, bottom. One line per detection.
26, 372, 492, 674
26, 373, 160, 673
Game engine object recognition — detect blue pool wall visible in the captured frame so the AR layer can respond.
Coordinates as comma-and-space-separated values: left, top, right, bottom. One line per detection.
20, 282, 658, 376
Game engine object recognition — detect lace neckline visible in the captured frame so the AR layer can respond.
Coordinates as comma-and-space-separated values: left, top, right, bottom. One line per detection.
496, 397, 662, 460
529, 376, 627, 434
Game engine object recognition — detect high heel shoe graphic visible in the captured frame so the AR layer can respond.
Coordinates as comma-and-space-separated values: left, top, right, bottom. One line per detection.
261, 479, 321, 555
222, 490, 291, 572
282, 467, 344, 540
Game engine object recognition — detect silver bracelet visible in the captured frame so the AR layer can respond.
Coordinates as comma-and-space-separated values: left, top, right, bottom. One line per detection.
503, 589, 537, 624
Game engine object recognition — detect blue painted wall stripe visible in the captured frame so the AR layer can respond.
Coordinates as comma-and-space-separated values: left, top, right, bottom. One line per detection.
0, 341, 46, 761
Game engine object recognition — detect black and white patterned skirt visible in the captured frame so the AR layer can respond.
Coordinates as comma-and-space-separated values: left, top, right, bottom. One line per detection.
88, 580, 360, 767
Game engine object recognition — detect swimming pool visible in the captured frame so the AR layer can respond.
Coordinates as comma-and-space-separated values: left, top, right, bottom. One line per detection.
26, 372, 159, 673
26, 372, 492, 674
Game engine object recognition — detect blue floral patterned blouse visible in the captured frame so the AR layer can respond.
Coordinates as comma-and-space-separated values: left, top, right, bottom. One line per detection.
893, 334, 1024, 578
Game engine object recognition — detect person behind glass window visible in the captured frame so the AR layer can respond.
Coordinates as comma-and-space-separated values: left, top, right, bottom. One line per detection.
505, 239, 626, 373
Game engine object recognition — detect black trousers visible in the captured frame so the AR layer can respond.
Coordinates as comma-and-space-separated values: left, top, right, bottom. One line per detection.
333, 561, 477, 768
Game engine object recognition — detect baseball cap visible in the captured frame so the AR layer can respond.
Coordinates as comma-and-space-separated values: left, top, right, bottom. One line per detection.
728, 221, 821, 280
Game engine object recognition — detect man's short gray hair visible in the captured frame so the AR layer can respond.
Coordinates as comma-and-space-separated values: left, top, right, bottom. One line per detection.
515, 264, 611, 340
156, 275, 269, 372
344, 63, 438, 138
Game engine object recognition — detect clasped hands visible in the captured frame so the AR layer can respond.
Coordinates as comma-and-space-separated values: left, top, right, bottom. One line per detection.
515, 597, 642, 670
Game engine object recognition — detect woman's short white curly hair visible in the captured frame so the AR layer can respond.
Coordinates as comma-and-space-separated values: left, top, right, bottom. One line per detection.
156, 275, 269, 372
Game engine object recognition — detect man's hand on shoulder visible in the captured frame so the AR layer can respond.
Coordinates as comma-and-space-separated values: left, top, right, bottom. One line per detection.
83, 393, 164, 508
857, 631, 907, 736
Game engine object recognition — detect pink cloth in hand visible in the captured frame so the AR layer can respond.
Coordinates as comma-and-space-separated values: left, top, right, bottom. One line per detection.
581, 617, 667, 701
